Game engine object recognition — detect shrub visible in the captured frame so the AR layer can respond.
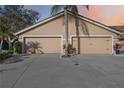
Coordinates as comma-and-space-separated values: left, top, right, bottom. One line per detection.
114, 43, 123, 50
63, 44, 66, 49
63, 44, 75, 54
13, 41, 22, 54
63, 44, 73, 49
120, 50, 124, 54
0, 51, 8, 60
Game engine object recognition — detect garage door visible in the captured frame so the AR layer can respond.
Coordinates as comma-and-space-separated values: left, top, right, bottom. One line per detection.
72, 36, 113, 54
24, 37, 62, 54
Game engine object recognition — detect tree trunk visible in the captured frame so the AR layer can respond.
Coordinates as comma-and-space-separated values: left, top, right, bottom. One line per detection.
0, 39, 3, 53
64, 6, 69, 56
8, 36, 12, 52
75, 15, 80, 54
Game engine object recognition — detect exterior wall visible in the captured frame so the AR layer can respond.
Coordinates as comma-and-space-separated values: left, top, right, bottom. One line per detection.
18, 15, 65, 41
68, 15, 117, 38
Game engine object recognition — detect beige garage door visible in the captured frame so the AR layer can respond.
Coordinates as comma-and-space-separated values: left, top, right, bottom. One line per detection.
72, 36, 113, 54
24, 37, 62, 54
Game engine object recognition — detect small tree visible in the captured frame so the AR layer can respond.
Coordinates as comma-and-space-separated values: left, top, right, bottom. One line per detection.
13, 40, 22, 54
0, 25, 14, 53
0, 25, 15, 53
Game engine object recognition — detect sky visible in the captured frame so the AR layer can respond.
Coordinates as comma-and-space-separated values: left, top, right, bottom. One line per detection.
25, 5, 124, 26
25, 5, 51, 19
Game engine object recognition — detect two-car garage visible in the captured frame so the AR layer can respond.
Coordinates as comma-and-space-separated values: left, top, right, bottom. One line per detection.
22, 35, 113, 54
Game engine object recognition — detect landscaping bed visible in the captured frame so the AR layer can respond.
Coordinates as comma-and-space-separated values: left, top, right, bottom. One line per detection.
0, 54, 25, 64
0, 40, 22, 64
0, 50, 13, 64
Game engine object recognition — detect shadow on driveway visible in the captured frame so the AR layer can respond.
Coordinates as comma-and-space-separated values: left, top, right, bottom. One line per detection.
0, 54, 31, 65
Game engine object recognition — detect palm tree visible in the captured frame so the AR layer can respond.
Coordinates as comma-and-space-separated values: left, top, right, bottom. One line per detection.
0, 25, 14, 53
51, 5, 89, 56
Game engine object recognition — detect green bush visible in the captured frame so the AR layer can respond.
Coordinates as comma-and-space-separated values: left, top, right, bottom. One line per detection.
120, 50, 124, 54
13, 41, 22, 54
0, 51, 8, 60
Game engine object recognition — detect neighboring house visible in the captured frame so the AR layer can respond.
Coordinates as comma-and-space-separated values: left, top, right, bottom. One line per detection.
109, 26, 124, 33
109, 26, 124, 51
15, 11, 124, 54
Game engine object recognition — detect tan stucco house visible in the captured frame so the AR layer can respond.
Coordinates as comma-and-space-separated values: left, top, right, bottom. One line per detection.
15, 11, 124, 55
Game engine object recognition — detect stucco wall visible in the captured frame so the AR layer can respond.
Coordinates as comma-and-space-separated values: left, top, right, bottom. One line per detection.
18, 16, 64, 36
68, 15, 117, 37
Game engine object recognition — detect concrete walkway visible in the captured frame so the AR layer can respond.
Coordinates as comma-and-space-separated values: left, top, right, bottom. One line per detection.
0, 54, 124, 88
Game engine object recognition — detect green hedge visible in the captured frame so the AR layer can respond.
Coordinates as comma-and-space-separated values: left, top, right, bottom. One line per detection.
13, 41, 22, 54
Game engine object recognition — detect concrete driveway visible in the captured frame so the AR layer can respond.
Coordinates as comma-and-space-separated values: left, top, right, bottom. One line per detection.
0, 54, 124, 88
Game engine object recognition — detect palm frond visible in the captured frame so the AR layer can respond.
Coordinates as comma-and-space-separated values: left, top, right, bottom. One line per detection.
67, 5, 78, 14
84, 5, 89, 10
51, 5, 64, 15
0, 25, 15, 39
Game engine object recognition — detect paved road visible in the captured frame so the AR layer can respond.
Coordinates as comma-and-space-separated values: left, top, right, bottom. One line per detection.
0, 54, 124, 88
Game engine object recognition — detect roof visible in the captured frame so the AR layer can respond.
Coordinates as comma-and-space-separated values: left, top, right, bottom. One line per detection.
109, 26, 124, 33
109, 26, 124, 39
15, 11, 123, 36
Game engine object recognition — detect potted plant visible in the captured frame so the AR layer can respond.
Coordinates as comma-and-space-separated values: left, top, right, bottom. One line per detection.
114, 43, 123, 54
63, 44, 76, 56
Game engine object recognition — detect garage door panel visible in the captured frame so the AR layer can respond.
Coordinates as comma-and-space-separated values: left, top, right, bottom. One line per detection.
24, 37, 61, 54
72, 37, 112, 54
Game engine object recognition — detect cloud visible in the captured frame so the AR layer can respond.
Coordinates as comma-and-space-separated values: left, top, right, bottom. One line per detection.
77, 5, 89, 17
105, 12, 124, 25
87, 5, 102, 21
78, 5, 124, 26
78, 5, 103, 24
